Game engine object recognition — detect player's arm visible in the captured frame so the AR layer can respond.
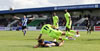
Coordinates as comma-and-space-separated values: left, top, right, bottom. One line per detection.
29, 17, 35, 20
37, 34, 42, 40
14, 16, 20, 19
34, 44, 40, 48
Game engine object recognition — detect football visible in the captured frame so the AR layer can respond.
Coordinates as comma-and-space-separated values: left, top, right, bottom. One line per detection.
9, 7, 14, 11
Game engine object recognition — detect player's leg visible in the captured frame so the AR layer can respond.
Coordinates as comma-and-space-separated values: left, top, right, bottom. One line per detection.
22, 26, 25, 36
62, 31, 77, 40
68, 21, 80, 35
48, 31, 67, 41
70, 30, 76, 33
37, 34, 42, 40
68, 21, 75, 33
22, 26, 27, 36
56, 31, 73, 40
70, 30, 80, 35
65, 21, 72, 37
87, 26, 89, 34
87, 26, 91, 34
54, 23, 59, 29
50, 30, 68, 41
23, 29, 27, 36
65, 26, 75, 40
53, 30, 64, 41
55, 36, 69, 40
66, 31, 75, 40
54, 30, 76, 40
88, 27, 91, 34
65, 26, 70, 31
66, 26, 80, 35
56, 23, 59, 29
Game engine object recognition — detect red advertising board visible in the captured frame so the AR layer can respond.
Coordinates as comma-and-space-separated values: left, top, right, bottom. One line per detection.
94, 26, 100, 31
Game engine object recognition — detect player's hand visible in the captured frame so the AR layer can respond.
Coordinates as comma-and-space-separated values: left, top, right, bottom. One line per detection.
33, 45, 38, 48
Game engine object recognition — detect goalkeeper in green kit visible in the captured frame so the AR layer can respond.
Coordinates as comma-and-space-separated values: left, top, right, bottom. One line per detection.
37, 24, 76, 41
64, 9, 80, 39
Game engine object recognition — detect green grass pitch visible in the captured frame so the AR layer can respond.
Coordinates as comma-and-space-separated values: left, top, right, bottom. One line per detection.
0, 31, 100, 51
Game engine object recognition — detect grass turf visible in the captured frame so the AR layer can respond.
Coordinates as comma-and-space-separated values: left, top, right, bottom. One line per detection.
0, 31, 100, 51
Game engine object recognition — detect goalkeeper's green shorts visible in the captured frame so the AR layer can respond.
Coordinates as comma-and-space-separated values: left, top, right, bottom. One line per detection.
48, 30, 62, 39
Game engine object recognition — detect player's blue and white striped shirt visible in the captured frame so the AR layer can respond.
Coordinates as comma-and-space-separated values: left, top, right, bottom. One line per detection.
21, 18, 28, 26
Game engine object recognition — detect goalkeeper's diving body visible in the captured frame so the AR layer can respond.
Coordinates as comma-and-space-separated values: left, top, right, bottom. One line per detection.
38, 24, 79, 41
